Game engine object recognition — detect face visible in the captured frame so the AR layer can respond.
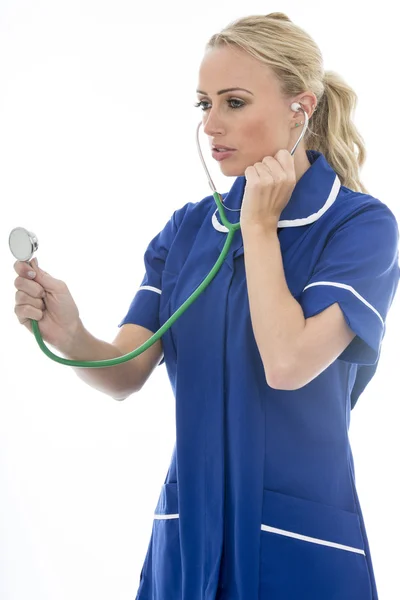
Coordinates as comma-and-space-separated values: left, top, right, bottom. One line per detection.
196, 45, 315, 178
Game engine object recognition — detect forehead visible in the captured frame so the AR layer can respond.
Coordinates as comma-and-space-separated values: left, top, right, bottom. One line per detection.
197, 45, 278, 95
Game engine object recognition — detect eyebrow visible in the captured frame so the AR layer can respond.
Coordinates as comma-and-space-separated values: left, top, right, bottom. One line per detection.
196, 87, 254, 96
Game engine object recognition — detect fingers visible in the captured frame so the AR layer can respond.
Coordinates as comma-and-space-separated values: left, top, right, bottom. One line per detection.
15, 290, 46, 310
13, 259, 36, 277
14, 296, 45, 325
252, 153, 295, 184
13, 260, 46, 326
14, 275, 46, 300
274, 149, 296, 181
14, 285, 46, 325
14, 306, 44, 327
261, 156, 287, 181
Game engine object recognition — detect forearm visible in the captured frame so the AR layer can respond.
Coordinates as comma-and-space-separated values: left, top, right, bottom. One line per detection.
241, 223, 306, 387
60, 322, 140, 400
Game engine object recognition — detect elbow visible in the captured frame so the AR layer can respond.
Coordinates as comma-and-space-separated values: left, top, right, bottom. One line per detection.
266, 364, 309, 391
112, 386, 141, 401
111, 376, 144, 401
265, 366, 285, 390
265, 363, 295, 391
112, 393, 127, 401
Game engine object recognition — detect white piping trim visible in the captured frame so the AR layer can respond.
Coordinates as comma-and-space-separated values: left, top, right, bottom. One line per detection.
152, 514, 365, 555
138, 285, 162, 295
279, 175, 341, 228
261, 524, 365, 555
212, 175, 341, 233
212, 209, 231, 233
302, 281, 384, 327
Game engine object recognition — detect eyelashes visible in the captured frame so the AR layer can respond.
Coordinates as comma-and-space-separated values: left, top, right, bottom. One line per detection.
193, 98, 245, 111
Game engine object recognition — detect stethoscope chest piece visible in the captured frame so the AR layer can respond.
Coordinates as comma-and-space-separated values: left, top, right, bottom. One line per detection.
9, 227, 39, 262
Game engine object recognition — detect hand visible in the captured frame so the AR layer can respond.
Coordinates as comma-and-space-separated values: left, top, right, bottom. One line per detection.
240, 149, 296, 229
13, 257, 82, 352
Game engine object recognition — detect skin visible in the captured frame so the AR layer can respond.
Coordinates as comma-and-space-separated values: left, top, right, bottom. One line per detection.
196, 45, 318, 183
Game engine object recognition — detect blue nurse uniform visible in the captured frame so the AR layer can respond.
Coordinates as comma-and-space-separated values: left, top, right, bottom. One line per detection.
119, 149, 400, 600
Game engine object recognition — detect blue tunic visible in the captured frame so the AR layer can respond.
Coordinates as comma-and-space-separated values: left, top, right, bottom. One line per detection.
119, 150, 400, 600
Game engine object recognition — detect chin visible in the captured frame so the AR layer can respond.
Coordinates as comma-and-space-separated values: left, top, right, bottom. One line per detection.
218, 159, 244, 177
219, 167, 243, 177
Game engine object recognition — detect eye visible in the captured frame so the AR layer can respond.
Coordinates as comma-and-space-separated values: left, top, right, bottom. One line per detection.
193, 98, 245, 111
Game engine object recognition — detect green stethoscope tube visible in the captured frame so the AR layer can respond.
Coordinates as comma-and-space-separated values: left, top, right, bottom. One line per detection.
30, 192, 241, 368
21, 106, 308, 368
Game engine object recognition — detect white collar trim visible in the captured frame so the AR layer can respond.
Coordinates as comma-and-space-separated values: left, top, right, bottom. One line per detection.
212, 175, 341, 233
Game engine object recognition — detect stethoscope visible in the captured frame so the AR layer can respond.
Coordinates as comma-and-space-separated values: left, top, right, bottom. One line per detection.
9, 103, 309, 368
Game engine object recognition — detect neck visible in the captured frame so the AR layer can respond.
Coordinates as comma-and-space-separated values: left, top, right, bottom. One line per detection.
293, 147, 312, 183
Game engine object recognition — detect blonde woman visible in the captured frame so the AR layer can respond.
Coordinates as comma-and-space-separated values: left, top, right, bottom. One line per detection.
14, 12, 399, 600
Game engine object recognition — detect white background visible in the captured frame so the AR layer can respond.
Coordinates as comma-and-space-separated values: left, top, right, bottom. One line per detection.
1, 1, 399, 598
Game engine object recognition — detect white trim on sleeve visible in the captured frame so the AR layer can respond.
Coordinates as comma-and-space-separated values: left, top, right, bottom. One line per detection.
138, 286, 162, 295
302, 281, 384, 327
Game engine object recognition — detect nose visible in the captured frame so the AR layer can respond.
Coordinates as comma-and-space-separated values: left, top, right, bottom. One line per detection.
202, 110, 226, 140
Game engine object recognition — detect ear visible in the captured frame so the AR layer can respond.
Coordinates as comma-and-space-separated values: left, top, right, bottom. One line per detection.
292, 92, 318, 121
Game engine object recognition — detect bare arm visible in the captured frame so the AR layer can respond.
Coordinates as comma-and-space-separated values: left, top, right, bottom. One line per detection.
61, 321, 163, 400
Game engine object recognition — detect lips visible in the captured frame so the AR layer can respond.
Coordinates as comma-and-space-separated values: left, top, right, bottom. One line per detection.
212, 149, 236, 161
213, 146, 236, 151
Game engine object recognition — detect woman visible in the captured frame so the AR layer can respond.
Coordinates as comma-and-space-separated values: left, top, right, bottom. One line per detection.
14, 12, 399, 600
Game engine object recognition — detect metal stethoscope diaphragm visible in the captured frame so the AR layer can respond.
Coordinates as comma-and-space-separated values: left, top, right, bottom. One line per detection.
9, 103, 309, 367
9, 228, 39, 262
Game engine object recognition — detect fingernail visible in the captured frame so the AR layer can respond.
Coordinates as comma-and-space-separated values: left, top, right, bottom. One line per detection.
28, 271, 36, 278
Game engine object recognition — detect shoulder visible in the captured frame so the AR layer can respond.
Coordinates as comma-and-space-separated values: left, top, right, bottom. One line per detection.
337, 186, 397, 221
324, 186, 399, 243
173, 190, 228, 228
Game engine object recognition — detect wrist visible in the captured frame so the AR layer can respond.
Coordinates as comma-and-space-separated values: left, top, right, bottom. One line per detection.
59, 319, 87, 357
241, 220, 279, 237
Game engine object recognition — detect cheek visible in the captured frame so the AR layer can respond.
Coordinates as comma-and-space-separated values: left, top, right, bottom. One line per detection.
241, 119, 277, 157
245, 118, 270, 139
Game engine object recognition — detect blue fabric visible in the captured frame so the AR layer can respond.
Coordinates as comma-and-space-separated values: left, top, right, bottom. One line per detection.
118, 150, 399, 599
117, 203, 192, 365
298, 202, 399, 366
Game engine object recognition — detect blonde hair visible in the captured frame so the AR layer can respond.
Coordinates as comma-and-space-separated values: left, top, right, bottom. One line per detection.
206, 12, 368, 194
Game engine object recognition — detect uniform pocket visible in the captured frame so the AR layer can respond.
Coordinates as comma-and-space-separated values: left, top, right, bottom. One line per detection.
138, 482, 182, 600
259, 488, 373, 600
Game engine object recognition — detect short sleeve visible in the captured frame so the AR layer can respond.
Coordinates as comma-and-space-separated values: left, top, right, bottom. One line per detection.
118, 203, 190, 366
298, 204, 400, 365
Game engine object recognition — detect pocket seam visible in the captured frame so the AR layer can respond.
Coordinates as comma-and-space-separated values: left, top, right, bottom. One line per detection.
262, 488, 365, 554
261, 523, 366, 555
